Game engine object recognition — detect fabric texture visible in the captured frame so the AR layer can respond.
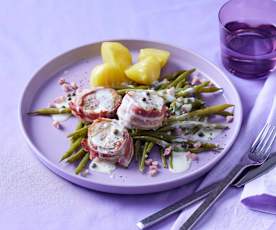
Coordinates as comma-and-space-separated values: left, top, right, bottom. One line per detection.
0, 0, 274, 229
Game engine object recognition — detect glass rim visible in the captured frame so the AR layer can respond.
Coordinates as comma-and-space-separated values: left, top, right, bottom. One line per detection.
218, 0, 232, 27
218, 0, 276, 33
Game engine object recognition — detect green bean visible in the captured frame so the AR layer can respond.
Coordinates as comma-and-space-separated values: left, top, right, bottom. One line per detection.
168, 69, 195, 88
188, 142, 218, 153
28, 107, 71, 116
60, 137, 82, 161
176, 78, 187, 89
134, 140, 141, 162
75, 121, 84, 130
215, 111, 234, 117
139, 142, 148, 172
133, 136, 169, 148
175, 81, 209, 97
75, 153, 90, 174
158, 121, 228, 132
71, 121, 84, 144
188, 104, 233, 117
67, 126, 88, 139
191, 99, 205, 110
167, 104, 234, 122
136, 130, 176, 142
139, 142, 154, 172
199, 87, 222, 93
162, 70, 186, 81
169, 152, 173, 169
66, 149, 86, 163
189, 146, 218, 153
156, 82, 170, 90
159, 147, 168, 168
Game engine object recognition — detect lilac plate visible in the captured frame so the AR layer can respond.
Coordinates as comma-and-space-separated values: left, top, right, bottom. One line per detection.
19, 39, 242, 194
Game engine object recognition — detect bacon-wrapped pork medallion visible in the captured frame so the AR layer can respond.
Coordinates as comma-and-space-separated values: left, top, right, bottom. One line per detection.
81, 118, 134, 167
117, 90, 166, 130
69, 88, 121, 122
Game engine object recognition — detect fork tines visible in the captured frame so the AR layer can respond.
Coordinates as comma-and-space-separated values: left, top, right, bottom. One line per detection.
250, 123, 276, 162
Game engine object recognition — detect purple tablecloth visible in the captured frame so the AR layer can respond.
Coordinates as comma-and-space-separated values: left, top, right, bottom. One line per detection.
1, 0, 275, 229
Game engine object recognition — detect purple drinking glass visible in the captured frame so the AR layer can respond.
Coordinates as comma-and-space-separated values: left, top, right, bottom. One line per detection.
219, 0, 276, 79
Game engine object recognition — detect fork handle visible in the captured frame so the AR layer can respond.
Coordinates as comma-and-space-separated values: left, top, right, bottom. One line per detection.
180, 164, 245, 230
136, 182, 220, 229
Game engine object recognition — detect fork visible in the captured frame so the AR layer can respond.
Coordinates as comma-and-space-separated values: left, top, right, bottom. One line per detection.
180, 122, 276, 230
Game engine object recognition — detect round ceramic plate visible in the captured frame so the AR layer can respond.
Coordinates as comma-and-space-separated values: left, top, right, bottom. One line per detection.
19, 39, 242, 194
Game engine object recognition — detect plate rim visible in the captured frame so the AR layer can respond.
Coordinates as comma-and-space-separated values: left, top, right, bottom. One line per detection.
18, 38, 243, 193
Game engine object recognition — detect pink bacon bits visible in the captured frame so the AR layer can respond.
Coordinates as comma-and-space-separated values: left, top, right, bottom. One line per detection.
62, 83, 72, 92
58, 78, 66, 85
70, 81, 78, 90
193, 142, 202, 148
191, 75, 201, 85
53, 96, 66, 104
145, 158, 153, 166
226, 115, 234, 123
58, 77, 79, 92
52, 120, 62, 129
151, 160, 159, 167
164, 146, 172, 156
81, 118, 133, 167
186, 151, 199, 161
146, 160, 160, 176
69, 88, 122, 122
117, 90, 166, 130
149, 168, 158, 176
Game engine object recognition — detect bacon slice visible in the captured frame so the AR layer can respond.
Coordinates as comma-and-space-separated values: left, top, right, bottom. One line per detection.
69, 88, 121, 122
82, 118, 134, 167
117, 90, 166, 130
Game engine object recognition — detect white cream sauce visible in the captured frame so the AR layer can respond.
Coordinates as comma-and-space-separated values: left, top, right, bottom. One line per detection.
169, 152, 191, 173
51, 100, 71, 122
89, 157, 116, 174
88, 119, 125, 153
158, 87, 176, 102
93, 89, 114, 112
183, 87, 195, 94
132, 90, 164, 111
182, 104, 192, 112
195, 128, 223, 141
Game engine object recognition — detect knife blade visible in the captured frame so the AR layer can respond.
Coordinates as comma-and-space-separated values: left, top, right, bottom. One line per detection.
136, 153, 276, 230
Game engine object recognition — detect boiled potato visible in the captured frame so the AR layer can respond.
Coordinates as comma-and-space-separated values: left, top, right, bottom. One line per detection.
101, 42, 132, 71
138, 48, 170, 67
90, 63, 129, 87
125, 56, 161, 85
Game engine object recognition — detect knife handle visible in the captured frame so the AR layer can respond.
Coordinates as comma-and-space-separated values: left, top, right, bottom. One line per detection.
136, 182, 219, 229
180, 164, 245, 230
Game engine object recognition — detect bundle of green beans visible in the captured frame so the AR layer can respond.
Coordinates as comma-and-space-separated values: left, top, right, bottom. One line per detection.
60, 122, 90, 174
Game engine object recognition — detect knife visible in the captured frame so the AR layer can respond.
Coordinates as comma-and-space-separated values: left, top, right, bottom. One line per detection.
136, 153, 276, 230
